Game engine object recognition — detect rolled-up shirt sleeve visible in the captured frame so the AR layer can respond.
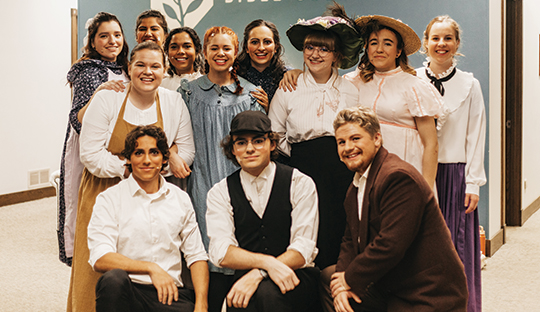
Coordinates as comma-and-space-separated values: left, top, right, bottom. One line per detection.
288, 169, 319, 266
87, 191, 119, 269
179, 197, 209, 266
206, 179, 239, 267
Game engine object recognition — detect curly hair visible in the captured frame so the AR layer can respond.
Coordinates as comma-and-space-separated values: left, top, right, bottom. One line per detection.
221, 132, 280, 166
237, 20, 287, 85
122, 125, 170, 173
203, 26, 243, 95
358, 21, 415, 83
163, 27, 205, 76
80, 12, 129, 73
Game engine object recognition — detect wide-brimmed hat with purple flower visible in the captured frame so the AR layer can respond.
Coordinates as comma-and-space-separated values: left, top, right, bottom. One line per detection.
286, 15, 363, 69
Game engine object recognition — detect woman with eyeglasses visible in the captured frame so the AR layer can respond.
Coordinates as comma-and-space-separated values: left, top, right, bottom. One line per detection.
268, 6, 362, 279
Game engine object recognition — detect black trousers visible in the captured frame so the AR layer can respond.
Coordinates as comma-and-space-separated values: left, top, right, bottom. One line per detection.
95, 269, 196, 312
208, 267, 320, 312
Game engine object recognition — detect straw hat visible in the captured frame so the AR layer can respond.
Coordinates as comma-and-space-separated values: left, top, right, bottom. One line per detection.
286, 16, 363, 69
355, 15, 421, 56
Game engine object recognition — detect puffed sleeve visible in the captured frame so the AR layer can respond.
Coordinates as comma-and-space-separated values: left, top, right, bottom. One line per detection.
405, 76, 446, 124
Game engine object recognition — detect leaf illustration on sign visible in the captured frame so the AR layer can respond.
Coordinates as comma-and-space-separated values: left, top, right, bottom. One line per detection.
153, 0, 213, 28
163, 3, 179, 21
185, 0, 202, 14
163, 0, 203, 26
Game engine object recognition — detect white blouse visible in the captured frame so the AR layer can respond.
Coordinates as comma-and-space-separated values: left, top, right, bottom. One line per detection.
268, 69, 359, 156
80, 87, 195, 179
417, 67, 487, 195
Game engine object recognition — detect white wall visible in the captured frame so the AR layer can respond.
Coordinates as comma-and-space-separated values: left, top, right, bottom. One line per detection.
522, 0, 540, 210
0, 0, 77, 195
488, 0, 503, 240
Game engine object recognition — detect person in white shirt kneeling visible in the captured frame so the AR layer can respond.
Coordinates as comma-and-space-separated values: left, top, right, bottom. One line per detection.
87, 125, 209, 312
206, 111, 320, 312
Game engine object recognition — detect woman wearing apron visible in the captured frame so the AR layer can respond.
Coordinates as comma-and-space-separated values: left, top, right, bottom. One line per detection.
66, 41, 195, 312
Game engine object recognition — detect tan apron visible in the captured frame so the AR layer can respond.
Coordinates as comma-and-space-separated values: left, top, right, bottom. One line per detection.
67, 88, 163, 312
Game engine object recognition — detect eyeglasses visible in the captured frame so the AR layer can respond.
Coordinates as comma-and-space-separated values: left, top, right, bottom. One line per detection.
233, 137, 267, 152
303, 45, 334, 57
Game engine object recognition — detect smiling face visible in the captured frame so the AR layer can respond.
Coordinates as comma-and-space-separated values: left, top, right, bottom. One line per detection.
128, 48, 165, 94
247, 26, 276, 72
367, 28, 402, 72
426, 21, 459, 69
231, 133, 275, 177
168, 31, 197, 75
136, 17, 166, 45
127, 135, 166, 193
92, 21, 124, 62
336, 123, 381, 174
204, 33, 237, 74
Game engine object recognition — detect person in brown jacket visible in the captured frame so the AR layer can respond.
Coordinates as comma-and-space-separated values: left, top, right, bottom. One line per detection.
330, 106, 467, 312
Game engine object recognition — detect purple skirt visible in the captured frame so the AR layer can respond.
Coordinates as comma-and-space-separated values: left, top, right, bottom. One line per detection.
436, 163, 481, 312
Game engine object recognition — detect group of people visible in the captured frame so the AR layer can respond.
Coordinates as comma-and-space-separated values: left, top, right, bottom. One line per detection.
57, 2, 486, 312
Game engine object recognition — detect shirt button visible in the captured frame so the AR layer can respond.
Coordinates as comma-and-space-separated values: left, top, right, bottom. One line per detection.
262, 236, 266, 240
261, 225, 265, 229
218, 93, 222, 97
217, 100, 221, 104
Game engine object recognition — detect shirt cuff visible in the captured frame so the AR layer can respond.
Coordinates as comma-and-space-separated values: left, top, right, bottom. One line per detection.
88, 248, 114, 270
465, 183, 480, 196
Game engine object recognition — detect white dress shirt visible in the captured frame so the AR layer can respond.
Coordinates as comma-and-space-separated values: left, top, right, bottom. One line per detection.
353, 164, 371, 222
417, 67, 487, 195
206, 162, 319, 267
88, 175, 208, 286
268, 69, 359, 156
80, 87, 195, 179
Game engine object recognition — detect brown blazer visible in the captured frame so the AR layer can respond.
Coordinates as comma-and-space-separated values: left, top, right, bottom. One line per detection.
336, 147, 468, 311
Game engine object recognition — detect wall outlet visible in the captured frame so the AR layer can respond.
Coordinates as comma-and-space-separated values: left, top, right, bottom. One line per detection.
28, 168, 50, 189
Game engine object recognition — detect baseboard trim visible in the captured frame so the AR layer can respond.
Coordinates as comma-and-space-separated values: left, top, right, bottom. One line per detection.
522, 195, 540, 225
0, 187, 56, 207
486, 226, 505, 257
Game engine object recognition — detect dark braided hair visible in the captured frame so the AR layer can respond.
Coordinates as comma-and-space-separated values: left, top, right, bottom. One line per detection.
203, 26, 243, 95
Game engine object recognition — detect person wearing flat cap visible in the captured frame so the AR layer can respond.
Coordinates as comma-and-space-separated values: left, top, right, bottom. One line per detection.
343, 14, 445, 191
206, 111, 321, 312
267, 6, 361, 306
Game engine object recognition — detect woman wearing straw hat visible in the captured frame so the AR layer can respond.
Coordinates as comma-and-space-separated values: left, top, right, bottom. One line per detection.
267, 4, 362, 295
343, 15, 445, 190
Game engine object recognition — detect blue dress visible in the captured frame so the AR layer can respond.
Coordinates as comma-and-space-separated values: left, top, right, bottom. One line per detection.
58, 59, 124, 266
179, 75, 262, 273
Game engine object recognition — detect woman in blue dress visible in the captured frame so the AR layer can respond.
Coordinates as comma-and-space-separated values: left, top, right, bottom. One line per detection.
179, 26, 262, 312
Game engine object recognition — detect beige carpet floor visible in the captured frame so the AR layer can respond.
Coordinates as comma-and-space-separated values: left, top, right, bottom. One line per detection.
0, 196, 538, 311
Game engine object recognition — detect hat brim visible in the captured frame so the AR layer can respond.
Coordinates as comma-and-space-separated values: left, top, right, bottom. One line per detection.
286, 23, 363, 69
355, 15, 421, 56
